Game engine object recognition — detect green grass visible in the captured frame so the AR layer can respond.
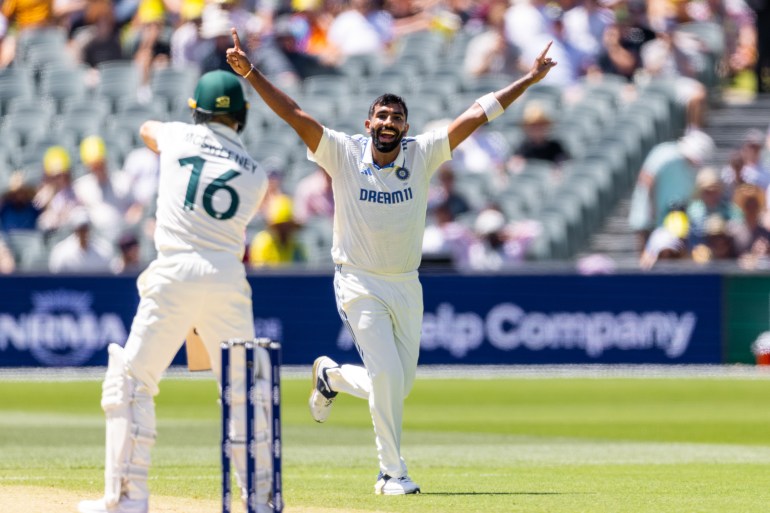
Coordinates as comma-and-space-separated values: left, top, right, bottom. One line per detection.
2, 375, 770, 512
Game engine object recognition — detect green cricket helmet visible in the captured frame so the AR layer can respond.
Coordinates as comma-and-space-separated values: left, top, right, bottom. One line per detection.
188, 70, 249, 115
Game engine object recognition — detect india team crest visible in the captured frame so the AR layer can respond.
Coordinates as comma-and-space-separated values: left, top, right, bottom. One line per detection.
396, 167, 410, 181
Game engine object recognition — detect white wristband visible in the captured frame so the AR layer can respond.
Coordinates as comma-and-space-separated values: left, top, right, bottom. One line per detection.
476, 92, 504, 122
242, 65, 254, 79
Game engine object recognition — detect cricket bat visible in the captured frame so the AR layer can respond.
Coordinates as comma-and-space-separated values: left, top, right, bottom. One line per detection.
185, 328, 211, 371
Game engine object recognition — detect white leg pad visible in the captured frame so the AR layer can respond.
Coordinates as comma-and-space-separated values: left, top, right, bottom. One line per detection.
101, 344, 157, 507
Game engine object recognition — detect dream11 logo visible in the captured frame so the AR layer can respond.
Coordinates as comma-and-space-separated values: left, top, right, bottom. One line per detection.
0, 290, 128, 366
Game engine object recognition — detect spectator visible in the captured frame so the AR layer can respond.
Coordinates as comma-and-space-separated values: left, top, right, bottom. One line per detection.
691, 214, 738, 264
635, 25, 709, 132
258, 14, 341, 80
561, 0, 615, 70
466, 207, 539, 270
427, 163, 471, 218
48, 207, 115, 273
448, 120, 509, 179
127, 0, 172, 98
119, 145, 160, 226
110, 230, 142, 274
509, 100, 570, 172
203, 0, 259, 42
198, 6, 240, 73
288, 0, 340, 66
738, 128, 770, 189
686, 166, 743, 246
0, 235, 15, 274
422, 199, 476, 269
595, 1, 655, 80
327, 0, 390, 62
34, 146, 82, 236
505, 0, 550, 53
463, 0, 520, 78
170, 0, 207, 72
258, 167, 289, 221
73, 136, 132, 242
0, 0, 56, 67
639, 222, 689, 270
690, 0, 756, 87
293, 165, 334, 224
0, 171, 41, 232
731, 183, 770, 259
514, 5, 589, 88
246, 16, 302, 87
78, 0, 124, 70
720, 148, 745, 199
628, 129, 715, 250
248, 194, 305, 267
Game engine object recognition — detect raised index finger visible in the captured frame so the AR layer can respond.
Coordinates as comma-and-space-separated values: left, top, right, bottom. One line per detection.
538, 41, 553, 61
231, 28, 242, 50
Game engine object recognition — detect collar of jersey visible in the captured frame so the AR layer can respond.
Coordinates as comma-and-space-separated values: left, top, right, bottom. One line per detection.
206, 121, 240, 144
362, 137, 405, 171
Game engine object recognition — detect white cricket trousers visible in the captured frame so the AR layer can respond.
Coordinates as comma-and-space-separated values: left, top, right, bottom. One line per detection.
330, 264, 423, 478
123, 252, 255, 391
119, 252, 265, 500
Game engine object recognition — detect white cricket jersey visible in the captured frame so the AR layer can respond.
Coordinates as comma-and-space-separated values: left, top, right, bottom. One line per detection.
154, 122, 267, 260
309, 126, 452, 274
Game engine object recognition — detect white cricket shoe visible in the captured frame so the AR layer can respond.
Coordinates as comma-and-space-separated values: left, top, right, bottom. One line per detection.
308, 356, 338, 423
374, 473, 421, 495
77, 498, 148, 513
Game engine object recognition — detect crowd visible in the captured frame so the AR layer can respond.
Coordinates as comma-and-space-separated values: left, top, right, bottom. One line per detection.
0, 0, 769, 274
630, 126, 770, 270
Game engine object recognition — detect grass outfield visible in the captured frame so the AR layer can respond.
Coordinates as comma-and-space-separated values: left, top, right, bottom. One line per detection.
2, 372, 770, 512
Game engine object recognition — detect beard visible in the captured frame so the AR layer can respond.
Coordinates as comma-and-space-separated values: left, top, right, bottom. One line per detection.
371, 127, 403, 153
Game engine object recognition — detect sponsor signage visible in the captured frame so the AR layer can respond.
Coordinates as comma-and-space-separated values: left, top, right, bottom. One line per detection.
412, 274, 719, 364
0, 273, 722, 367
0, 276, 139, 367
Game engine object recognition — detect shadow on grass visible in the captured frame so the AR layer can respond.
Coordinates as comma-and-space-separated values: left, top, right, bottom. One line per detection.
421, 491, 584, 496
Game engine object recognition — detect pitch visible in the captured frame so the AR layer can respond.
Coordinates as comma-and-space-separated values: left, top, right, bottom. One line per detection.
1, 367, 770, 513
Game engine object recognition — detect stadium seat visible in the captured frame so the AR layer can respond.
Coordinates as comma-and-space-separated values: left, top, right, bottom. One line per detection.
302, 74, 353, 97
0, 111, 50, 150
541, 194, 583, 256
0, 67, 33, 116
461, 73, 517, 94
357, 74, 415, 98
39, 66, 89, 113
96, 60, 142, 112
16, 27, 68, 61
150, 67, 199, 113
453, 172, 496, 211
5, 229, 49, 271
294, 94, 338, 125
410, 76, 461, 99
297, 217, 333, 265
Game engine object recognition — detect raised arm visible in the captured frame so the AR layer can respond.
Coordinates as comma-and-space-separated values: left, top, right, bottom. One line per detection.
139, 120, 163, 154
447, 42, 557, 151
226, 28, 324, 152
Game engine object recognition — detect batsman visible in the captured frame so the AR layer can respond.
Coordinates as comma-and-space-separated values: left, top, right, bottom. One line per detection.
78, 70, 275, 513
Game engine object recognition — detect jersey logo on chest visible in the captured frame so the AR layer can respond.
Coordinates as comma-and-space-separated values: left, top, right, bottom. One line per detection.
359, 187, 413, 205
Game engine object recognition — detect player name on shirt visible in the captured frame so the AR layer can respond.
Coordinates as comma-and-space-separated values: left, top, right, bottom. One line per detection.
184, 132, 259, 173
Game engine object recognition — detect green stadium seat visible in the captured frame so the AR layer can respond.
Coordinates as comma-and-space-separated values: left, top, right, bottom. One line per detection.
5, 229, 48, 271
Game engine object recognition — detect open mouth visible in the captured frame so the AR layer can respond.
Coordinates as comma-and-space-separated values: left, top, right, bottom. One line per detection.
377, 129, 398, 142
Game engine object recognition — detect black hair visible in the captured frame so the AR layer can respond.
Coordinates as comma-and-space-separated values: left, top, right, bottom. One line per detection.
192, 108, 248, 133
369, 93, 408, 121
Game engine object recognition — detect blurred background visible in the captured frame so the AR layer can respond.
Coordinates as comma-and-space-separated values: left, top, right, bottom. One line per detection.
2, 0, 770, 369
